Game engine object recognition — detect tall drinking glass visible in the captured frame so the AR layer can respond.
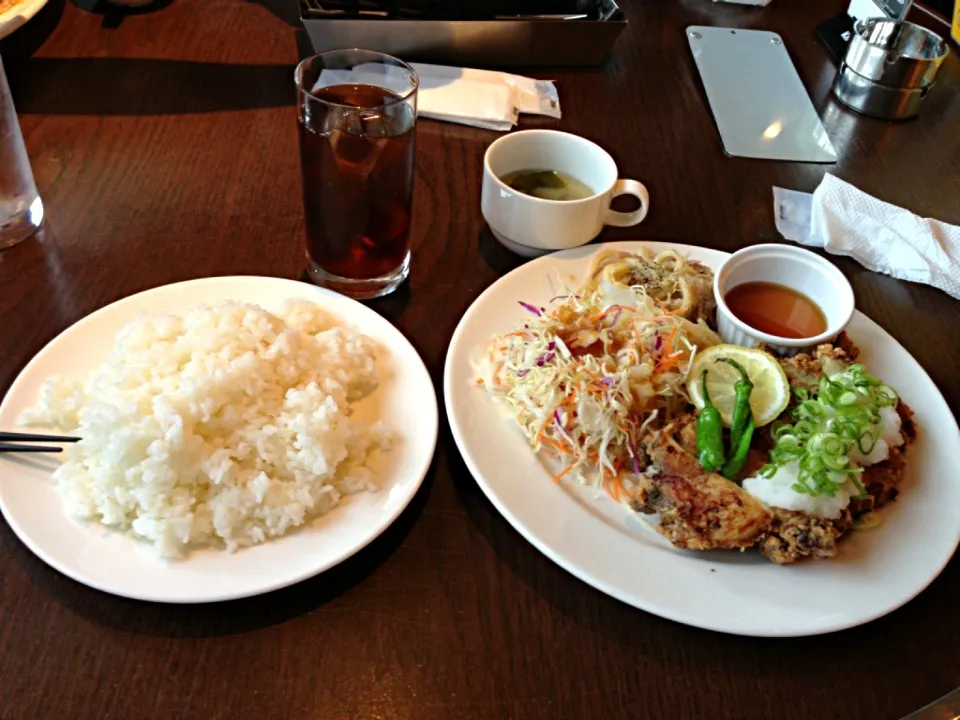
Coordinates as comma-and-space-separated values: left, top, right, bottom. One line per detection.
295, 50, 419, 299
0, 55, 43, 250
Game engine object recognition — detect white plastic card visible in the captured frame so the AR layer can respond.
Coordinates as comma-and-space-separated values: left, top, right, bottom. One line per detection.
687, 26, 837, 163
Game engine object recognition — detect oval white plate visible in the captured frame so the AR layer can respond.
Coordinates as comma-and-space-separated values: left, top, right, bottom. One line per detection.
0, 276, 438, 603
0, 0, 48, 40
444, 241, 960, 637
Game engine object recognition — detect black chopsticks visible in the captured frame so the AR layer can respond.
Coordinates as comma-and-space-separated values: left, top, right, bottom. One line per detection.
0, 432, 80, 454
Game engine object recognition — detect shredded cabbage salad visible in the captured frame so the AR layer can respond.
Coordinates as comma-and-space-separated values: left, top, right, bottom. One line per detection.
478, 281, 721, 494
761, 363, 899, 497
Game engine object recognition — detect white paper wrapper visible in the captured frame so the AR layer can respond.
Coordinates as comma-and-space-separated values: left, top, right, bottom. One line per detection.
311, 62, 560, 132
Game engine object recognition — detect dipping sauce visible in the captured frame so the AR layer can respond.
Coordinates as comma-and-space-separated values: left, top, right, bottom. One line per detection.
499, 169, 594, 201
725, 282, 828, 339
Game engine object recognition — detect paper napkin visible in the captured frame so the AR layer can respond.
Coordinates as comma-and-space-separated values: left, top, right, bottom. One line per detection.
312, 62, 560, 132
773, 174, 960, 299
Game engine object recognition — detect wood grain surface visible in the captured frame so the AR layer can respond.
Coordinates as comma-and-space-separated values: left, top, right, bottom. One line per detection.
1, 1, 959, 718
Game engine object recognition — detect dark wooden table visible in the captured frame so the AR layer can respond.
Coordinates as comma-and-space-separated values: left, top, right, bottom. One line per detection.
2, 1, 959, 718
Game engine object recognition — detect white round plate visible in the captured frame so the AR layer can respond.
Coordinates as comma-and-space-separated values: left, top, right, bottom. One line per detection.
444, 241, 960, 637
0, 276, 438, 603
0, 0, 48, 40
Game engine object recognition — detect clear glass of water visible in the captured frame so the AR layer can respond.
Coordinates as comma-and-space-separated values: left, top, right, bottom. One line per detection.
0, 55, 43, 250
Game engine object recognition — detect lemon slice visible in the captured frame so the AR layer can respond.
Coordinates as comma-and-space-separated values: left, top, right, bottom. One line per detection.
686, 345, 790, 428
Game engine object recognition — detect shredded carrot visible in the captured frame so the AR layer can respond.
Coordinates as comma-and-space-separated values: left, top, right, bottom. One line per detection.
654, 355, 682, 375
589, 304, 640, 324
534, 395, 575, 441
552, 461, 578, 483
535, 414, 553, 440
614, 474, 626, 502
654, 298, 682, 316
601, 469, 624, 502
541, 435, 574, 456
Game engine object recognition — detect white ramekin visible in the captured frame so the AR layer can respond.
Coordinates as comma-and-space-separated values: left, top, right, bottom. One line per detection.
713, 244, 855, 356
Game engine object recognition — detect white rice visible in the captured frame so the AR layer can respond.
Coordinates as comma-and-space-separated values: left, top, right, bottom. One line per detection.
20, 300, 390, 558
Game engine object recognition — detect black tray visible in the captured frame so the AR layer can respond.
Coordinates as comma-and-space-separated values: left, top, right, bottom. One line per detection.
299, 0, 626, 67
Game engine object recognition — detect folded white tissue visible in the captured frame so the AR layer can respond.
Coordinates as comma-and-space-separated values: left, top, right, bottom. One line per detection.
774, 174, 960, 299
312, 62, 560, 132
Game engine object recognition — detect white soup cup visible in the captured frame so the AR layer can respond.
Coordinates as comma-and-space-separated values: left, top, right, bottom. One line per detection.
481, 130, 650, 257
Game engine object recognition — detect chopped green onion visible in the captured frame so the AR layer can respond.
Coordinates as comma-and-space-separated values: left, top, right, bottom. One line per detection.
759, 363, 897, 498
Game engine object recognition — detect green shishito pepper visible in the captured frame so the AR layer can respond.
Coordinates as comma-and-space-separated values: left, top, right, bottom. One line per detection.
721, 416, 755, 479
717, 358, 754, 451
696, 370, 726, 472
696, 358, 757, 479
715, 358, 756, 479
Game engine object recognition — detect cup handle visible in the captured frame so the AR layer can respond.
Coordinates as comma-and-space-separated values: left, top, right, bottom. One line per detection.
604, 179, 649, 227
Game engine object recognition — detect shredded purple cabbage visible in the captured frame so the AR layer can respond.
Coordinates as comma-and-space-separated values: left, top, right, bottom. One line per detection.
547, 341, 556, 351
518, 301, 541, 316
516, 369, 530, 378
654, 332, 662, 351
554, 410, 574, 444
598, 376, 614, 388
609, 308, 623, 328
535, 351, 556, 367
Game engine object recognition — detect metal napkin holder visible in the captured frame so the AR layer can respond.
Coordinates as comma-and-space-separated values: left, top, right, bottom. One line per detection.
299, 0, 627, 67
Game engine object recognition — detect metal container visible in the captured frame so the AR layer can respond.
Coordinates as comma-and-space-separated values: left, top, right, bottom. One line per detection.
832, 62, 932, 120
833, 19, 948, 120
844, 18, 949, 89
300, 0, 626, 67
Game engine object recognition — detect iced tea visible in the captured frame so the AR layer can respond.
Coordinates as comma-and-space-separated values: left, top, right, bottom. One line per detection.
299, 84, 416, 284
296, 51, 419, 298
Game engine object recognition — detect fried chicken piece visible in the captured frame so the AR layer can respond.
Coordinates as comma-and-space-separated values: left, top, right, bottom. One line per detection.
758, 402, 916, 564
628, 420, 774, 551
857, 407, 914, 507
776, 333, 860, 390
759, 510, 853, 564
631, 348, 915, 563
581, 248, 716, 324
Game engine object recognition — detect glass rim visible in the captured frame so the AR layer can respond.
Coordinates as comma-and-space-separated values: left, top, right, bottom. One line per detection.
295, 48, 420, 110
